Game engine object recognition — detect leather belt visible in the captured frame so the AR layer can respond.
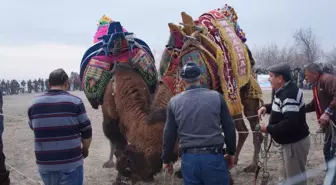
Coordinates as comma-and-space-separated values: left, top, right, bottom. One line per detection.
182, 146, 224, 154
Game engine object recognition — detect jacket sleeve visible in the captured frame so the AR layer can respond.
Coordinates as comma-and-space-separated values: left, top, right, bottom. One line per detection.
162, 100, 178, 164
267, 95, 301, 136
264, 103, 272, 114
323, 76, 336, 115
219, 94, 236, 156
305, 98, 316, 113
27, 107, 33, 130
76, 101, 92, 139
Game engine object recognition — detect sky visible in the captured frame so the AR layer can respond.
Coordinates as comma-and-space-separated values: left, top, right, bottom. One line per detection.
0, 0, 335, 80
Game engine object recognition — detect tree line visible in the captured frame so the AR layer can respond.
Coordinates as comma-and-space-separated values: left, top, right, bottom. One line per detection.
253, 27, 336, 70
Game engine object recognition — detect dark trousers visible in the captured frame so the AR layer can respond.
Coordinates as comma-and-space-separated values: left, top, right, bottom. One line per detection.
0, 116, 10, 185
324, 133, 336, 185
181, 153, 230, 185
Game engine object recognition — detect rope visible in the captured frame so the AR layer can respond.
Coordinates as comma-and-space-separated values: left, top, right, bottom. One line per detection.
7, 163, 43, 184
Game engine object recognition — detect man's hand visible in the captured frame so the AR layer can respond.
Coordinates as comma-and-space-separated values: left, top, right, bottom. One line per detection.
224, 154, 235, 169
260, 124, 268, 133
163, 163, 173, 175
82, 147, 89, 159
319, 113, 330, 126
258, 107, 267, 121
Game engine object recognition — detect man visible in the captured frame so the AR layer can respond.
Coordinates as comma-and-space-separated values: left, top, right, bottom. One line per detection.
258, 63, 310, 185
0, 87, 10, 185
21, 80, 26, 94
162, 62, 236, 185
41, 79, 44, 92
304, 62, 336, 184
28, 68, 92, 185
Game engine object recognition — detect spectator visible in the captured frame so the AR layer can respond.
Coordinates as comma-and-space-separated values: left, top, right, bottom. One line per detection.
28, 68, 92, 185
0, 87, 10, 185
162, 62, 236, 185
304, 63, 336, 184
258, 63, 310, 185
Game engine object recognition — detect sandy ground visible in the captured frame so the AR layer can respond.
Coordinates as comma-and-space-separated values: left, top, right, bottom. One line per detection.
1, 90, 327, 185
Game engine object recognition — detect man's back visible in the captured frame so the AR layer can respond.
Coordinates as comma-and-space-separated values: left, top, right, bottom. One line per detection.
170, 87, 224, 148
28, 90, 92, 172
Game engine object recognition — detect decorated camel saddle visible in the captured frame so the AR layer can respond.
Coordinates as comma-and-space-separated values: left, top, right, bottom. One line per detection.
159, 5, 261, 116
80, 15, 158, 109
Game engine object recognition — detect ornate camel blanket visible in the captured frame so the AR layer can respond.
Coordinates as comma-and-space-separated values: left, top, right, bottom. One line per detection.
80, 18, 157, 108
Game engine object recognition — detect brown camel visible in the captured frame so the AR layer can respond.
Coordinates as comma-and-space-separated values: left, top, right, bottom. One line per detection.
107, 11, 264, 184
101, 63, 179, 184
151, 10, 264, 174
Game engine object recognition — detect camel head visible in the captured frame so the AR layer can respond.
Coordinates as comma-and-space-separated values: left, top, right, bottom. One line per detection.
115, 145, 161, 183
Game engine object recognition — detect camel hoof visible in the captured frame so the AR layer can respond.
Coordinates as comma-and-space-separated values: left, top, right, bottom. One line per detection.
243, 164, 259, 173
103, 160, 115, 168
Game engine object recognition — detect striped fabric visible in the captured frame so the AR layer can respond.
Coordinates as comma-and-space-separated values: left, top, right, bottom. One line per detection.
28, 90, 92, 172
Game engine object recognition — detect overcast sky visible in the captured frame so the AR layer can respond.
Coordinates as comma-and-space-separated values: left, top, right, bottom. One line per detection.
0, 0, 335, 80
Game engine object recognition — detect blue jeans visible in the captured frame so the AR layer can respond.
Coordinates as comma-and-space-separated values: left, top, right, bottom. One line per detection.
181, 153, 229, 185
39, 165, 83, 185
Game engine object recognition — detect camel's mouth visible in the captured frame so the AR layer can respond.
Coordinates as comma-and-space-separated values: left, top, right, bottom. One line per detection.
115, 147, 149, 176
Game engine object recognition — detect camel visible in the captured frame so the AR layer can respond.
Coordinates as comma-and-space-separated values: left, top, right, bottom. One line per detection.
103, 63, 179, 184
79, 8, 263, 184
148, 9, 264, 174
111, 9, 264, 184
80, 20, 180, 184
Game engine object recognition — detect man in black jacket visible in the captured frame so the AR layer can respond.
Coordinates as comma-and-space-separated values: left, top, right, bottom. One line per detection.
258, 63, 310, 185
0, 87, 10, 185
162, 61, 236, 185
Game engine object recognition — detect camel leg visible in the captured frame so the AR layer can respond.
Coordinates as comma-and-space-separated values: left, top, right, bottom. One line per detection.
242, 98, 263, 173
233, 114, 249, 165
102, 118, 128, 168
103, 141, 115, 168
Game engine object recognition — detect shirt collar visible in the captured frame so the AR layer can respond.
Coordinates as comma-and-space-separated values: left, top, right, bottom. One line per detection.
48, 89, 67, 94
185, 84, 202, 91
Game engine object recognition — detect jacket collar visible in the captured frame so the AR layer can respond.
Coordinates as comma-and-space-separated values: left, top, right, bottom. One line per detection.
275, 80, 292, 95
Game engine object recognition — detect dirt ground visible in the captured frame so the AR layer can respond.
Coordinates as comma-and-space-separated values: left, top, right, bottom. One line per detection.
2, 90, 327, 185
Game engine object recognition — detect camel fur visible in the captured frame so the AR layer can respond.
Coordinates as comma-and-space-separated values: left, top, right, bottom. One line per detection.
102, 63, 179, 184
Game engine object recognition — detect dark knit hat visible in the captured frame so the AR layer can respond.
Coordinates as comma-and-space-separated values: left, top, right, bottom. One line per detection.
267, 63, 292, 81
179, 61, 201, 82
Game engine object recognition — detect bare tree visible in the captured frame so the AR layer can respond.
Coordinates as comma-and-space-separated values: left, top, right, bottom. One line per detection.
254, 43, 300, 69
293, 27, 321, 64
254, 43, 280, 68
324, 46, 336, 66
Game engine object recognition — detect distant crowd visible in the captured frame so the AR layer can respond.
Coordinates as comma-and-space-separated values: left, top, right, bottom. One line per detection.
1, 77, 82, 96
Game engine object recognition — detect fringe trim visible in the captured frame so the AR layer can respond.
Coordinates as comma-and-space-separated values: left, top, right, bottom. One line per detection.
198, 34, 243, 116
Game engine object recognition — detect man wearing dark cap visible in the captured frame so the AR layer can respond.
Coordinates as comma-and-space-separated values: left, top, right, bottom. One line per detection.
258, 63, 310, 185
162, 61, 236, 185
28, 68, 92, 185
0, 87, 10, 185
304, 62, 336, 184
